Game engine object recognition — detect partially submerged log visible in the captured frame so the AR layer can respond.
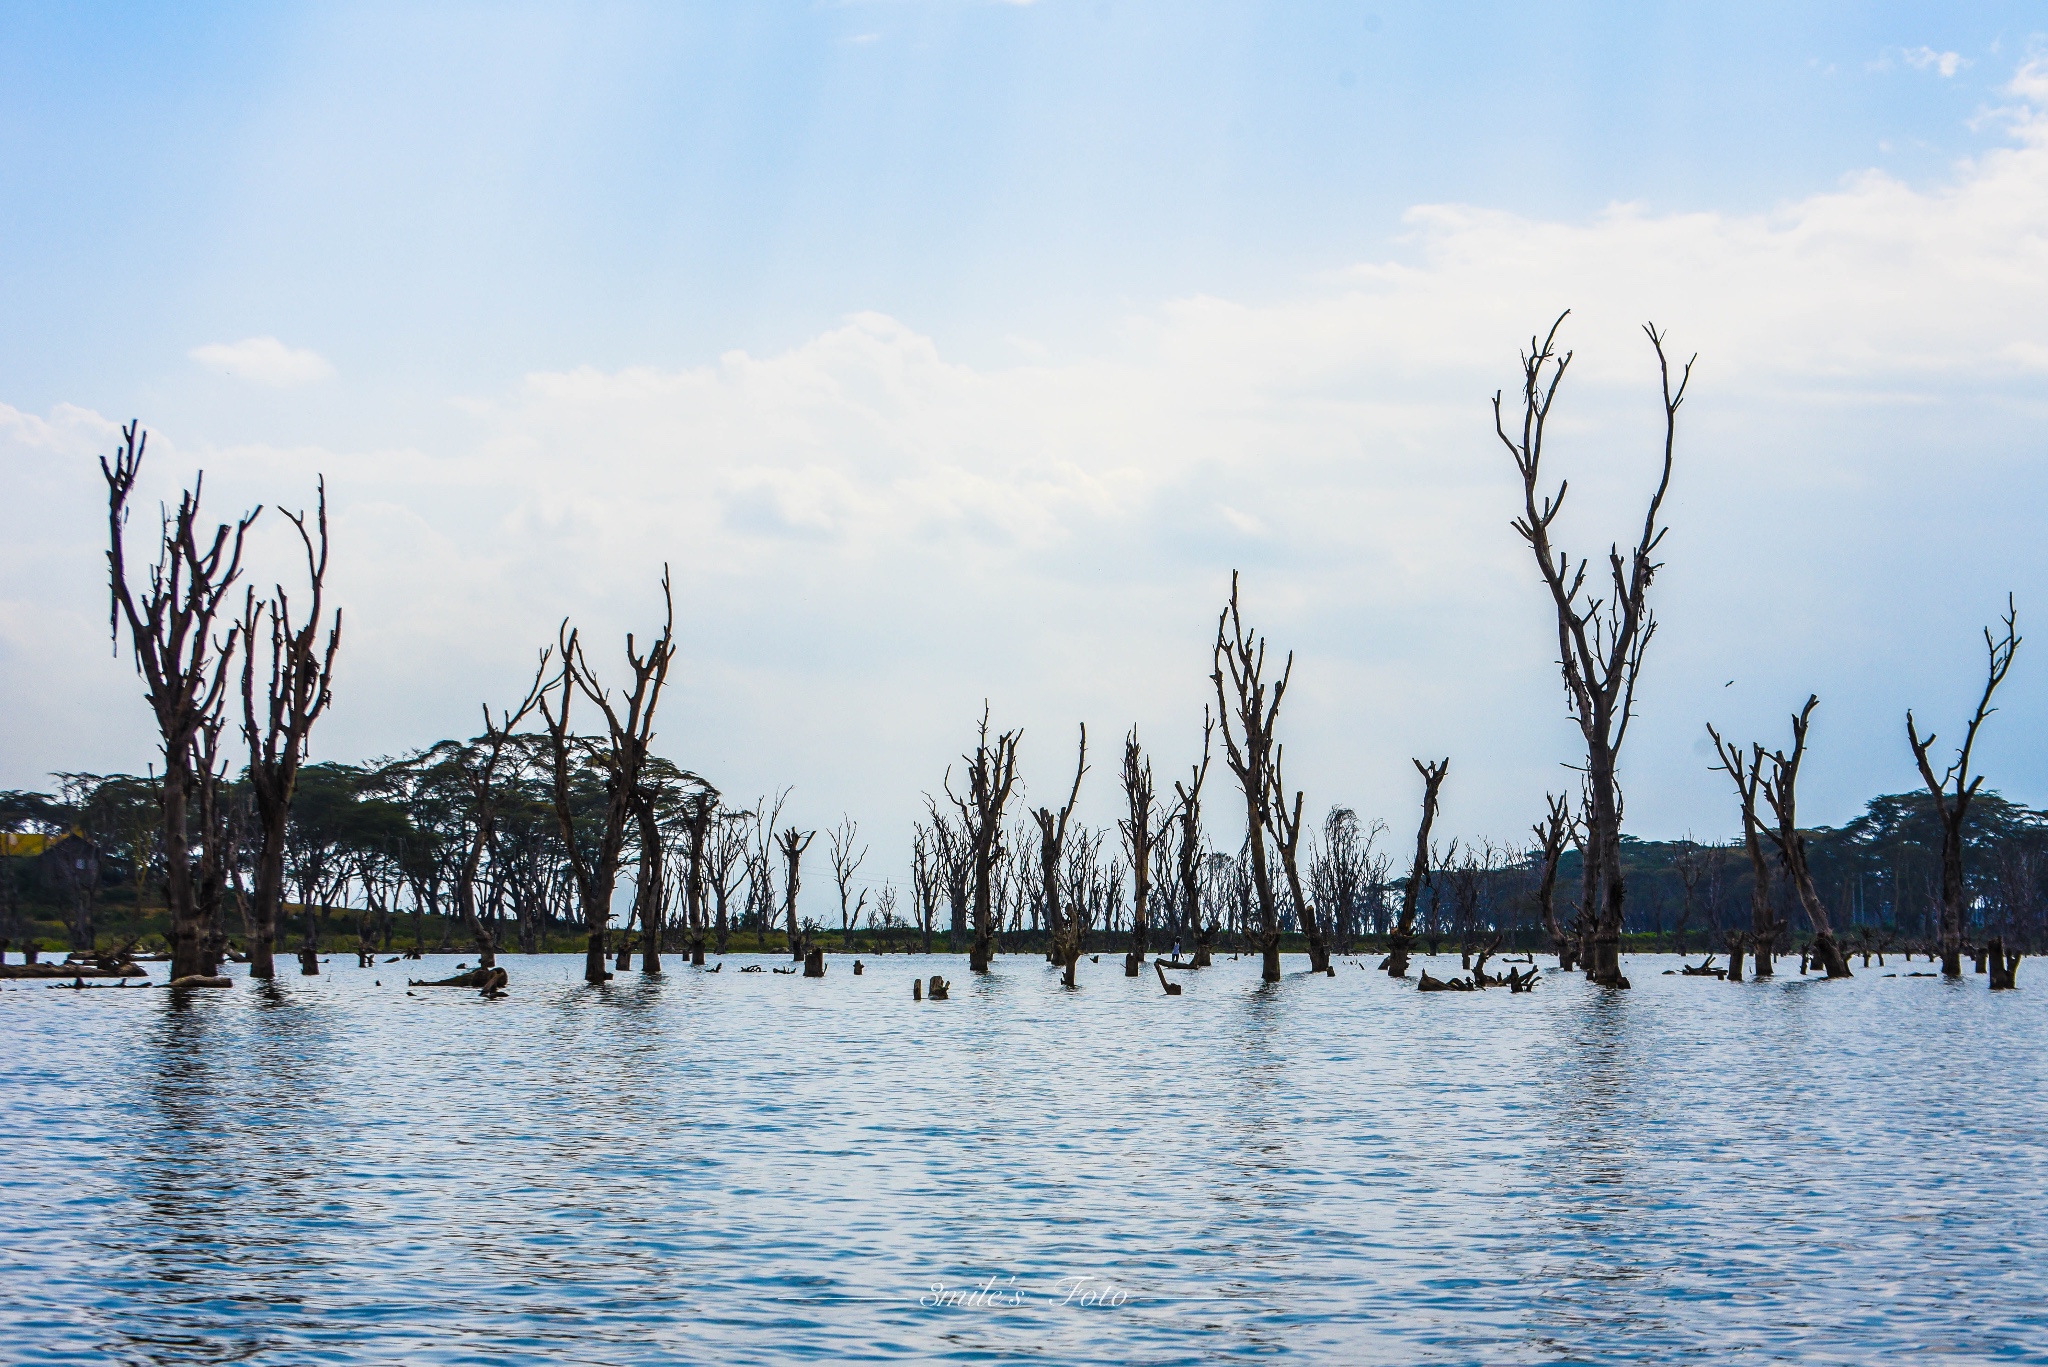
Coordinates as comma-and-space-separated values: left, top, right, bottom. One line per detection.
927, 975, 950, 1001
1679, 956, 1721, 976
166, 974, 233, 989
1155, 960, 1182, 996
1417, 969, 1476, 992
3, 962, 147, 979
408, 967, 495, 988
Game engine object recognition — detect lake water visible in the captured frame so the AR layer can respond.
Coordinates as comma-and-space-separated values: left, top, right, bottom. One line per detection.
4, 950, 2044, 1365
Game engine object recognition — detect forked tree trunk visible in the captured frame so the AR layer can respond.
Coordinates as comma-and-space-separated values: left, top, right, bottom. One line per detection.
1385, 760, 1447, 979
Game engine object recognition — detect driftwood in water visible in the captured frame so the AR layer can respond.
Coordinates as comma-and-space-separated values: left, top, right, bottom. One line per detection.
773, 966, 797, 974
408, 967, 495, 988
927, 975, 950, 1001
1417, 968, 1475, 992
1679, 957, 1721, 977
1505, 966, 1540, 992
478, 966, 509, 998
1155, 960, 1182, 996
4, 962, 148, 979
51, 978, 158, 989
166, 974, 233, 989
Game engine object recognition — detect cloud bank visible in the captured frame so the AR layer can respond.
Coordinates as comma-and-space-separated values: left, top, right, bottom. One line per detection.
9, 63, 2048, 888
188, 336, 336, 387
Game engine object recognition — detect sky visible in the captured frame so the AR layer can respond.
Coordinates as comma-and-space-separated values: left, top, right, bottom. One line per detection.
3, 1, 2046, 899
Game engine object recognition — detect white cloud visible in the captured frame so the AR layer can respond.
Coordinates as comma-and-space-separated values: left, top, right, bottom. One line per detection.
188, 335, 335, 386
1903, 46, 1968, 78
15, 61, 2048, 860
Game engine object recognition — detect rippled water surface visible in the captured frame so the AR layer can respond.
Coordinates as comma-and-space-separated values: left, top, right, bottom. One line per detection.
4, 950, 2045, 1365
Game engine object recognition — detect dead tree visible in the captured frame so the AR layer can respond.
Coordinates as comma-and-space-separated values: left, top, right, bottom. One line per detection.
1212, 573, 1290, 983
1173, 712, 1215, 965
1118, 727, 1159, 976
948, 706, 1022, 973
709, 806, 751, 955
1497, 314, 1690, 988
828, 815, 868, 953
1532, 793, 1577, 969
679, 791, 715, 964
1757, 696, 1852, 978
103, 423, 258, 981
1385, 759, 1448, 978
778, 826, 816, 960
910, 824, 938, 954
1267, 743, 1331, 973
1034, 725, 1089, 986
1907, 597, 2021, 978
236, 480, 341, 980
1705, 723, 1777, 981
538, 571, 677, 984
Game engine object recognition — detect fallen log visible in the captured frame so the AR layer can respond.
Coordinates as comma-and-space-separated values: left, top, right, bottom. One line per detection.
4, 962, 147, 979
1417, 969, 1476, 992
166, 975, 233, 989
1155, 961, 1182, 996
407, 967, 494, 988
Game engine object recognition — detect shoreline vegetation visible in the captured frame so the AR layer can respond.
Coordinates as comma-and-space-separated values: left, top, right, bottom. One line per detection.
7, 315, 2031, 996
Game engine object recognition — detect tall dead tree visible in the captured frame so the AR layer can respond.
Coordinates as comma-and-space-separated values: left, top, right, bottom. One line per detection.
1753, 696, 1853, 978
1385, 759, 1448, 978
828, 815, 868, 952
947, 705, 1022, 974
1212, 573, 1289, 984
910, 823, 938, 954
538, 572, 677, 984
680, 791, 715, 964
237, 480, 341, 980
1267, 744, 1331, 973
1173, 711, 1214, 965
1532, 793, 1576, 969
1034, 724, 1088, 986
103, 423, 258, 981
1907, 598, 2021, 978
1497, 313, 1690, 989
778, 826, 816, 960
1118, 727, 1158, 976
1706, 723, 1776, 982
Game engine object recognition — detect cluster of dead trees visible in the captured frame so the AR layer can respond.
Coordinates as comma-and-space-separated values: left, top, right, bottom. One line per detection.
86, 313, 2029, 998
102, 423, 341, 984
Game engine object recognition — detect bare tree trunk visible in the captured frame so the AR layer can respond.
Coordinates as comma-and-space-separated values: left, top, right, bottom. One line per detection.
1036, 726, 1088, 987
1708, 725, 1781, 979
1213, 574, 1290, 983
1119, 728, 1157, 976
103, 423, 257, 982
1497, 316, 1690, 991
780, 827, 815, 961
1908, 598, 2020, 978
1532, 794, 1576, 970
1386, 760, 1447, 978
950, 706, 1022, 974
1757, 697, 1851, 979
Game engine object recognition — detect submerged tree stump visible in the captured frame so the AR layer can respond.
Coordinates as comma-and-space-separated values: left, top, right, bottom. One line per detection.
1155, 961, 1182, 995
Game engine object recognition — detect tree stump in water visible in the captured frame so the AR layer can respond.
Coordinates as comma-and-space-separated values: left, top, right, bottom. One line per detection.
852, 960, 863, 975
1125, 953, 1141, 977
912, 978, 922, 1000
927, 975, 949, 1001
803, 948, 826, 977
1989, 938, 2023, 991
1155, 961, 1181, 995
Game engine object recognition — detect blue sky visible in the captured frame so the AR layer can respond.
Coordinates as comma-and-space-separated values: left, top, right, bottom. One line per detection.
4, 2, 2046, 883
